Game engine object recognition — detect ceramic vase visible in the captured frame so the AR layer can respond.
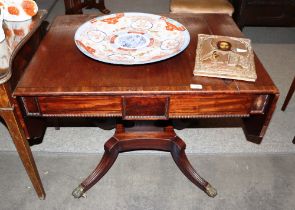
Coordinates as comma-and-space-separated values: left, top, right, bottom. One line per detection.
0, 0, 38, 22
0, 6, 5, 42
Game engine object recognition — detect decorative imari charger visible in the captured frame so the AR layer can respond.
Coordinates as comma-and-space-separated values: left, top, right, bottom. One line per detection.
194, 34, 257, 82
74, 12, 190, 65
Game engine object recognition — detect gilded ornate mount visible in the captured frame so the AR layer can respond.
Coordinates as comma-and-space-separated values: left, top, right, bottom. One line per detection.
72, 121, 217, 198
194, 34, 257, 82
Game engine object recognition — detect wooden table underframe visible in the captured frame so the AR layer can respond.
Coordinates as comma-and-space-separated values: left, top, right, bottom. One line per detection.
12, 14, 279, 199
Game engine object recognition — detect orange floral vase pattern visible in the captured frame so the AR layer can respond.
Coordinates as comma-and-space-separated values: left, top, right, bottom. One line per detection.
1, 0, 38, 21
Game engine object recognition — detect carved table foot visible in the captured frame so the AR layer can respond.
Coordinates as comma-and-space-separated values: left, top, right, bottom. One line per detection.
171, 136, 217, 197
72, 185, 85, 198
72, 137, 119, 198
72, 122, 216, 198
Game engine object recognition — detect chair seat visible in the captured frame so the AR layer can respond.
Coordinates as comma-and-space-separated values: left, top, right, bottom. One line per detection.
170, 0, 234, 16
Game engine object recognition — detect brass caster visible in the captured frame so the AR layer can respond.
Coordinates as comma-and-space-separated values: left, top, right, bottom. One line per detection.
205, 184, 217, 198
72, 185, 85, 199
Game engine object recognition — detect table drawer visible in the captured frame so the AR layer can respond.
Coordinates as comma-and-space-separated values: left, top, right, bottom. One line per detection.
21, 96, 122, 117
20, 94, 267, 119
169, 95, 253, 118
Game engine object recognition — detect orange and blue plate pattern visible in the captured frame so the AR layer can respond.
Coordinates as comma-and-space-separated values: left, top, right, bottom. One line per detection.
74, 12, 190, 65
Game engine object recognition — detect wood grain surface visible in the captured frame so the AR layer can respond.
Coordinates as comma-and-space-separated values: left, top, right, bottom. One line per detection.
14, 14, 278, 96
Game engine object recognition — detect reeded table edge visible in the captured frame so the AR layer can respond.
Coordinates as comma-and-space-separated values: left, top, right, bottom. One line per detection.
0, 10, 48, 85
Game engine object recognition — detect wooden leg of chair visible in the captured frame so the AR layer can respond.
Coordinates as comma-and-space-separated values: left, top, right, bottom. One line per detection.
282, 77, 295, 111
64, 0, 83, 14
83, 0, 110, 14
98, 0, 110, 14
1, 110, 45, 199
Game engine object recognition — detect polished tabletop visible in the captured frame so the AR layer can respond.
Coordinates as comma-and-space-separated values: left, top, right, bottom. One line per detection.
14, 13, 278, 96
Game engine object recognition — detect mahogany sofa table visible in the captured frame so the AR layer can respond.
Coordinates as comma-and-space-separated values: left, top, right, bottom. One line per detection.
13, 14, 279, 199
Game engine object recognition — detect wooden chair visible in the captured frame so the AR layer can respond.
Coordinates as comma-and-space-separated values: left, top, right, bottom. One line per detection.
170, 0, 234, 16
64, 0, 110, 15
281, 76, 295, 111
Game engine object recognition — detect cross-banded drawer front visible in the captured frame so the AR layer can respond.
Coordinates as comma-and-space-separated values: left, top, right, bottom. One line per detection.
123, 96, 169, 120
21, 96, 122, 117
169, 95, 253, 118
